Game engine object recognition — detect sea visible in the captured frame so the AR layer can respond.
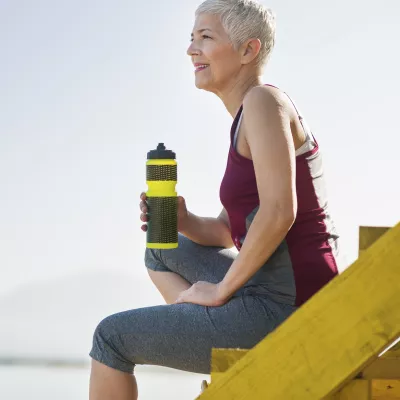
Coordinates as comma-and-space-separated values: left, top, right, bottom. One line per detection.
0, 365, 209, 400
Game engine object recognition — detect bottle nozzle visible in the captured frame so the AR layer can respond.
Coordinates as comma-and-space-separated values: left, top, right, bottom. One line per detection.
147, 143, 175, 160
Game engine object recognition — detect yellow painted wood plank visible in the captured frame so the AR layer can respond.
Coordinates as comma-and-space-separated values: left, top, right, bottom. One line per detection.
210, 349, 247, 382
211, 349, 400, 384
211, 348, 247, 373
359, 226, 399, 362
359, 226, 390, 257
197, 222, 400, 400
372, 380, 400, 399
326, 379, 371, 400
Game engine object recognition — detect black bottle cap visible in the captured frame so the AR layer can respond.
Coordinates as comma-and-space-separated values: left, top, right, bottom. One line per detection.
147, 143, 176, 160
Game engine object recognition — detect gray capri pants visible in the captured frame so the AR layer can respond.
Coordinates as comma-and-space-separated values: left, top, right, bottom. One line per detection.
89, 234, 297, 374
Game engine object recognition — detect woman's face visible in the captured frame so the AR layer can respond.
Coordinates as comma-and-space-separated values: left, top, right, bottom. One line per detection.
187, 13, 242, 93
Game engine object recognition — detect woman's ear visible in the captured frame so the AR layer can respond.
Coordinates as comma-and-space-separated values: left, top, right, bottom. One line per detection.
241, 38, 261, 65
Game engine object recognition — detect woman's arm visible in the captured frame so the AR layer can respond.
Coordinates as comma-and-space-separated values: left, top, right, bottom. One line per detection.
180, 207, 234, 249
217, 86, 297, 301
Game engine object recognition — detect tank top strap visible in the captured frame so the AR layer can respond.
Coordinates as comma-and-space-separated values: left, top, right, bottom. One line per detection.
285, 95, 315, 143
233, 108, 244, 149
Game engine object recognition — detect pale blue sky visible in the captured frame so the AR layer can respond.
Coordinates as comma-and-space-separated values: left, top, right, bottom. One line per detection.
1, 0, 399, 308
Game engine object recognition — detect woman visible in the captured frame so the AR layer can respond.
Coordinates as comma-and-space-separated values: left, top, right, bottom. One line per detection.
89, 0, 341, 398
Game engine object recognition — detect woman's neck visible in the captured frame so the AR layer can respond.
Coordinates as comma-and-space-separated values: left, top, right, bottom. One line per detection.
218, 74, 264, 118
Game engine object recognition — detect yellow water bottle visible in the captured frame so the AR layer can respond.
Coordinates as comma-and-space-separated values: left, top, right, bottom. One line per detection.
146, 143, 178, 249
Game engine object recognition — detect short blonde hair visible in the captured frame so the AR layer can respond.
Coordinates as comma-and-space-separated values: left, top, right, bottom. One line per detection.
195, 0, 276, 68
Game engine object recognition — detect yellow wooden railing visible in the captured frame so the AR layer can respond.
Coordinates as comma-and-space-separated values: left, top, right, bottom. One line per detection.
197, 224, 400, 399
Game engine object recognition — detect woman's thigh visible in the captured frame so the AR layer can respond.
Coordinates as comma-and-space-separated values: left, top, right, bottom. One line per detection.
90, 295, 296, 374
144, 233, 237, 286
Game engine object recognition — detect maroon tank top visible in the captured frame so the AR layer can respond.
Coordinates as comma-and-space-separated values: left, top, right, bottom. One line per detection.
219, 85, 340, 306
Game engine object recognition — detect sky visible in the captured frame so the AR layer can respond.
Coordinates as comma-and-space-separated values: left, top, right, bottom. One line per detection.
1, 0, 399, 358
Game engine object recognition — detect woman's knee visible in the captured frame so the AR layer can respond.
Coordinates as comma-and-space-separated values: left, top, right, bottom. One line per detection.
91, 314, 120, 356
144, 247, 169, 272
143, 233, 189, 272
90, 313, 135, 374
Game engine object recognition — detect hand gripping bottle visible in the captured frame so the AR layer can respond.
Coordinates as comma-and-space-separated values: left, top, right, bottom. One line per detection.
146, 143, 178, 249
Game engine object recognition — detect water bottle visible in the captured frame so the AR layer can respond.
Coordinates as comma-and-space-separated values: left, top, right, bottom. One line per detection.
146, 143, 178, 249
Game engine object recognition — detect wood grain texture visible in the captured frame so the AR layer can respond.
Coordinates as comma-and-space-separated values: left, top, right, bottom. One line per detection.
372, 380, 400, 399
197, 223, 400, 400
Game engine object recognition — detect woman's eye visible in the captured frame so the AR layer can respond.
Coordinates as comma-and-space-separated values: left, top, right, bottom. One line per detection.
190, 35, 211, 42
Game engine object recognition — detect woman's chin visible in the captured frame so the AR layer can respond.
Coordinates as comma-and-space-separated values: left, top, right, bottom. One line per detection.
194, 78, 212, 91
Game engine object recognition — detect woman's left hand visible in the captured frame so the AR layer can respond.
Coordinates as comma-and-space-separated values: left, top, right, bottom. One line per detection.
175, 281, 228, 307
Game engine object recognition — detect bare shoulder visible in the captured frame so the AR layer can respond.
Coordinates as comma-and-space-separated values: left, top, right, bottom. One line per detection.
241, 85, 293, 133
243, 85, 289, 113
242, 85, 305, 149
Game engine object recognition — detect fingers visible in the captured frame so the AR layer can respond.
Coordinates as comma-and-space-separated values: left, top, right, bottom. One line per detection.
175, 295, 184, 304
175, 286, 193, 304
175, 290, 184, 304
140, 192, 148, 232
178, 196, 185, 206
139, 192, 148, 214
140, 213, 148, 222
140, 202, 148, 213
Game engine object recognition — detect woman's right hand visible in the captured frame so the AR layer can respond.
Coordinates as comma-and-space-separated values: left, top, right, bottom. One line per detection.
139, 192, 190, 232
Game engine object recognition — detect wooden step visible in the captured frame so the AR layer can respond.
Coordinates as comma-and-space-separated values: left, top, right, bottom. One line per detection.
209, 344, 400, 397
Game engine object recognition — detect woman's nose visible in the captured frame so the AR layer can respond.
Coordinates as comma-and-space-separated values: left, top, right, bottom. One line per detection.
187, 42, 200, 57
